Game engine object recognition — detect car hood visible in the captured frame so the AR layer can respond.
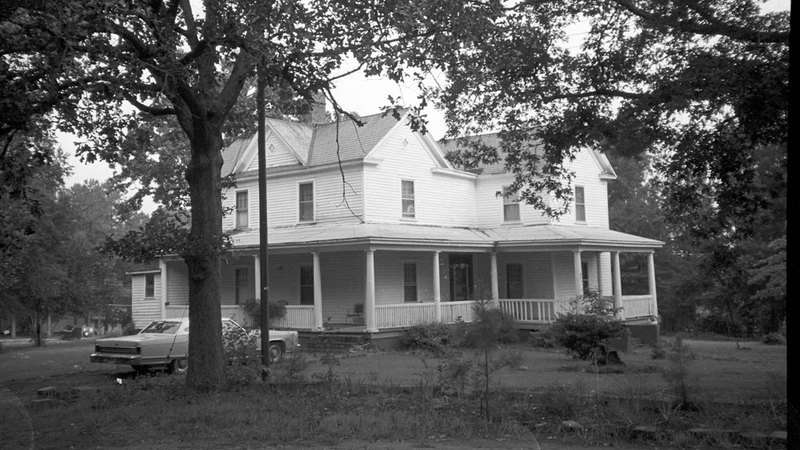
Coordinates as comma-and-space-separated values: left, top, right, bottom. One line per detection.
96, 333, 178, 347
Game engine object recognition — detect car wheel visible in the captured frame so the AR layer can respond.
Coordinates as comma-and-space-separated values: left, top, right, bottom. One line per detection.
165, 359, 179, 374
268, 342, 284, 363
132, 365, 149, 376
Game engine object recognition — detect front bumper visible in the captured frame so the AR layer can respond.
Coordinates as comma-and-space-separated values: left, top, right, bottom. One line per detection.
90, 353, 143, 365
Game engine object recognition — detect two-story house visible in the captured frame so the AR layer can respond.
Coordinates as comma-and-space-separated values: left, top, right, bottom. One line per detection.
130, 109, 662, 341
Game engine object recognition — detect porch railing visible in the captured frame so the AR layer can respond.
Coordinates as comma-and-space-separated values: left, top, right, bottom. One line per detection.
498, 299, 556, 323
440, 300, 478, 324
376, 302, 437, 329
621, 295, 655, 319
272, 305, 315, 330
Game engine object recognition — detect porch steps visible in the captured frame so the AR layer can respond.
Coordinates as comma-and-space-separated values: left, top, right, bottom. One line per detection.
298, 331, 372, 353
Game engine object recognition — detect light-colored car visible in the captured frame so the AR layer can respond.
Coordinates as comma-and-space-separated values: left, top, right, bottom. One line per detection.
90, 317, 299, 373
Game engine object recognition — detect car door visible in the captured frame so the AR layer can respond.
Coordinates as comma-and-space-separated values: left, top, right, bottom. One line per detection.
166, 321, 190, 359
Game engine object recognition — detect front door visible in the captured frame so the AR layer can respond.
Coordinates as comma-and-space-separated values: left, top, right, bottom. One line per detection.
449, 254, 473, 301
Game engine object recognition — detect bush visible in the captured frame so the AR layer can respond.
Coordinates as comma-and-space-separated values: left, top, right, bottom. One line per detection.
242, 298, 287, 327
549, 293, 625, 360
761, 332, 786, 345
461, 301, 519, 348
399, 322, 456, 353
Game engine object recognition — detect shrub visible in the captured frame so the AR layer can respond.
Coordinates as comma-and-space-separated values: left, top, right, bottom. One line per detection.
549, 293, 625, 360
761, 332, 786, 345
242, 298, 287, 327
399, 322, 454, 353
462, 302, 519, 348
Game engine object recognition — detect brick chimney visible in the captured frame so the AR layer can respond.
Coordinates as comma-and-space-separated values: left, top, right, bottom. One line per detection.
302, 91, 329, 124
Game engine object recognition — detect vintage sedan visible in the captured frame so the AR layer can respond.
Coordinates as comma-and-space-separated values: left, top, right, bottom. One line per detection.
90, 317, 299, 373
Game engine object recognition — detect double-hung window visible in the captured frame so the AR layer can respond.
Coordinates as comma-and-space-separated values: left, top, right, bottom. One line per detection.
503, 188, 521, 222
401, 180, 415, 218
145, 274, 155, 298
299, 182, 314, 222
403, 263, 417, 302
575, 186, 586, 222
300, 265, 314, 305
236, 191, 248, 229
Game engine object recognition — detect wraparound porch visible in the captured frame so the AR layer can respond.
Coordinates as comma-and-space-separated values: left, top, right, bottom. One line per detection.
158, 244, 659, 332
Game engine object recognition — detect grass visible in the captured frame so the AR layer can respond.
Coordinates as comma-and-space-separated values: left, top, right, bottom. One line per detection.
0, 337, 786, 449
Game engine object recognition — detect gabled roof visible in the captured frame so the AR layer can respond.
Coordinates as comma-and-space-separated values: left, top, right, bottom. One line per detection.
221, 110, 407, 176
441, 132, 617, 179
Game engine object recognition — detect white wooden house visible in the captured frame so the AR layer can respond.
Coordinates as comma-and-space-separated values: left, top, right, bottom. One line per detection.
130, 109, 662, 338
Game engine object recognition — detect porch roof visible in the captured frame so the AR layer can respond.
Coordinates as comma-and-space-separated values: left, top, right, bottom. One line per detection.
228, 222, 662, 252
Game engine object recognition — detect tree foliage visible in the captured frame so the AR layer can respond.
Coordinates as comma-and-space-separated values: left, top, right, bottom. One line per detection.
434, 0, 787, 227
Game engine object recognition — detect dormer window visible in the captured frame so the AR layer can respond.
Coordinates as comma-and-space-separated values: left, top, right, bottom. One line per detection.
299, 182, 314, 222
503, 189, 521, 222
236, 191, 248, 229
575, 186, 586, 222
401, 180, 415, 218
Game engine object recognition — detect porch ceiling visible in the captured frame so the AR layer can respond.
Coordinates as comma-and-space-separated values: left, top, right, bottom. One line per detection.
228, 223, 662, 253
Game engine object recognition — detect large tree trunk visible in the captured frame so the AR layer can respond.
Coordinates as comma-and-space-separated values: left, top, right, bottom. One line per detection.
183, 123, 225, 391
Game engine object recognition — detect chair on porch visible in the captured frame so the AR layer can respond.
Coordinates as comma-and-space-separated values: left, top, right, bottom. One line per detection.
346, 303, 364, 325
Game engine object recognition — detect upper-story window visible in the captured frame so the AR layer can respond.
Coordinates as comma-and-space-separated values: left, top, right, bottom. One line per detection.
503, 189, 521, 222
236, 191, 248, 229
299, 182, 314, 222
401, 180, 415, 218
575, 186, 586, 222
145, 274, 155, 298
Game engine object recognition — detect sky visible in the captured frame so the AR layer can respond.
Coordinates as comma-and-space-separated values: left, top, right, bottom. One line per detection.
61, 0, 790, 205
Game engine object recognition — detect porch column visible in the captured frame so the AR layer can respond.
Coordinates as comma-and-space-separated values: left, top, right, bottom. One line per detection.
433, 251, 441, 322
11, 315, 16, 338
365, 248, 377, 332
159, 260, 167, 320
253, 255, 261, 301
490, 251, 499, 306
612, 251, 623, 319
647, 252, 658, 317
572, 250, 584, 298
313, 252, 324, 330
46, 313, 52, 338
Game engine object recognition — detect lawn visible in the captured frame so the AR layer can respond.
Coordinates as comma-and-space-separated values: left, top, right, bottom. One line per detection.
0, 336, 787, 449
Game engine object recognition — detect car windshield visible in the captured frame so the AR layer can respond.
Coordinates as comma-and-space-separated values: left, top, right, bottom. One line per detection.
141, 321, 182, 334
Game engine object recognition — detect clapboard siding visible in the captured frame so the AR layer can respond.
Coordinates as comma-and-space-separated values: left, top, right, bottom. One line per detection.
131, 274, 161, 327
364, 127, 476, 225
554, 148, 610, 228
222, 164, 363, 231
497, 253, 554, 299
475, 174, 552, 227
374, 251, 435, 304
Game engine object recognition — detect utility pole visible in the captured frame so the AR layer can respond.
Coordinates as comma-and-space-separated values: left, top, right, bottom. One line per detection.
257, 62, 270, 380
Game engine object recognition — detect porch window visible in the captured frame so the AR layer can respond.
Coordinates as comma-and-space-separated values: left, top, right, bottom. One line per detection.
403, 263, 417, 302
506, 263, 523, 298
300, 265, 314, 305
145, 274, 155, 298
575, 186, 586, 222
236, 191, 248, 229
235, 268, 249, 304
299, 182, 314, 222
503, 189, 521, 222
401, 180, 415, 218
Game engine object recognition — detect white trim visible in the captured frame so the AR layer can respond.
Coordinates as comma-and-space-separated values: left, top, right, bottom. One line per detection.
297, 179, 316, 223
430, 167, 477, 179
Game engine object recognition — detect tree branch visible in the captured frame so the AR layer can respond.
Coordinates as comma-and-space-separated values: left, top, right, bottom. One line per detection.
611, 0, 789, 43
123, 93, 177, 116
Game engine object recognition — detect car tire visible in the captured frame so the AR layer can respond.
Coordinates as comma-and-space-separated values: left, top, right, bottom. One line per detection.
133, 365, 149, 376
165, 359, 178, 374
268, 342, 284, 363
